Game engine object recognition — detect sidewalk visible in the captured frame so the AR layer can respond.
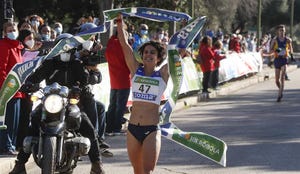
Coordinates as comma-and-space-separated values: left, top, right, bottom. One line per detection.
0, 63, 298, 174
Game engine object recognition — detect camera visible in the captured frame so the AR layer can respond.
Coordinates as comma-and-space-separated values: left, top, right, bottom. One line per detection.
80, 52, 101, 66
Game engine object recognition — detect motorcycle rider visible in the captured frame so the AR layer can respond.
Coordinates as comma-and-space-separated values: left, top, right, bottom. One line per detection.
9, 33, 105, 174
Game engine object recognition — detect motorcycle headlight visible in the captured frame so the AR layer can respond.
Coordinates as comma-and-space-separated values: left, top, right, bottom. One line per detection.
44, 94, 64, 113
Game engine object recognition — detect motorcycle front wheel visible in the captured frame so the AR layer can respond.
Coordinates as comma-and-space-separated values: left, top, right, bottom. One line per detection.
42, 136, 57, 174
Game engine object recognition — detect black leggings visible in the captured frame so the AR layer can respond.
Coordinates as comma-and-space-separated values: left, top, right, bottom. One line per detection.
202, 71, 212, 92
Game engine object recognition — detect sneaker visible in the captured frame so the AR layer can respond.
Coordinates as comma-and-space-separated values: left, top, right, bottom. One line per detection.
121, 117, 128, 124
101, 149, 113, 158
99, 142, 110, 149
213, 87, 221, 91
277, 94, 283, 102
105, 132, 114, 137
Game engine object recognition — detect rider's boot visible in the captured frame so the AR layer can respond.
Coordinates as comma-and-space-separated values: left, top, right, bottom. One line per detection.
9, 160, 27, 174
90, 161, 105, 174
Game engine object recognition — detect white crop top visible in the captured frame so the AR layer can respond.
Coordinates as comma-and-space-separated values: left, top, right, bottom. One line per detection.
131, 67, 167, 105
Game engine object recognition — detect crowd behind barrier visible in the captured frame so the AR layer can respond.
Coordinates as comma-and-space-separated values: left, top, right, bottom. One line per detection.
92, 52, 263, 109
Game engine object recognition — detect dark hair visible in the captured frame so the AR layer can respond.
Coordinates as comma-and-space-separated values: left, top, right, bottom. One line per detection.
276, 24, 285, 30
138, 41, 166, 66
17, 18, 30, 30
38, 24, 51, 33
17, 29, 32, 43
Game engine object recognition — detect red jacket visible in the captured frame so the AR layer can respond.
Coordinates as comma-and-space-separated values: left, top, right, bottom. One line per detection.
229, 38, 241, 53
0, 38, 25, 98
213, 48, 226, 68
105, 35, 131, 89
199, 44, 215, 73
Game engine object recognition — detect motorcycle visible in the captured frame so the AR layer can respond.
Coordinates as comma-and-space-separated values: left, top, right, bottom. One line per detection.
22, 82, 90, 174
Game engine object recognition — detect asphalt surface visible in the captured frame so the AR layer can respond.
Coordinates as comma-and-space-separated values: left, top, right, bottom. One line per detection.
1, 61, 299, 174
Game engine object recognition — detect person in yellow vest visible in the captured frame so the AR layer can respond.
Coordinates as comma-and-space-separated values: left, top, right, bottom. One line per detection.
269, 24, 293, 102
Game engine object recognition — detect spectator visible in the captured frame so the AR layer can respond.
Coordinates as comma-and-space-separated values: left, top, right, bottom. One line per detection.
96, 101, 113, 157
17, 18, 32, 31
105, 28, 131, 136
205, 28, 214, 38
132, 23, 150, 51
162, 30, 169, 45
53, 22, 63, 36
229, 33, 241, 53
0, 21, 25, 156
247, 33, 257, 52
39, 24, 52, 41
222, 34, 230, 51
198, 36, 215, 94
216, 28, 224, 41
28, 14, 44, 35
238, 34, 246, 52
127, 24, 136, 46
261, 33, 273, 67
15, 29, 35, 151
152, 27, 164, 43
50, 28, 57, 41
211, 39, 226, 90
37, 24, 54, 55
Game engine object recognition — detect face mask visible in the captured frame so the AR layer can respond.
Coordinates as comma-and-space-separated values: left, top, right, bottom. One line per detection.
7, 31, 18, 40
158, 34, 164, 40
54, 27, 62, 35
60, 52, 71, 62
82, 40, 94, 51
42, 34, 50, 41
31, 20, 40, 27
25, 39, 35, 49
140, 30, 148, 35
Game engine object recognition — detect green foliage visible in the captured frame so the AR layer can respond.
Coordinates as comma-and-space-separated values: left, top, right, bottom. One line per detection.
11, 0, 300, 37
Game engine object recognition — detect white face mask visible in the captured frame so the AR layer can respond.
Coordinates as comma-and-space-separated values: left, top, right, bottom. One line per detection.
25, 39, 35, 49
60, 52, 71, 62
31, 20, 40, 27
82, 40, 94, 51
7, 31, 18, 40
158, 34, 164, 40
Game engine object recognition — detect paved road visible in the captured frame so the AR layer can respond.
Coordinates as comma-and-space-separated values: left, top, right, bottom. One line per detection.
23, 66, 300, 174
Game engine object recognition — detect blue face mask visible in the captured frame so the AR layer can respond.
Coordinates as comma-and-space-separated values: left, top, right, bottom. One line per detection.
31, 20, 40, 27
140, 30, 148, 35
42, 34, 50, 41
54, 27, 62, 35
7, 32, 18, 40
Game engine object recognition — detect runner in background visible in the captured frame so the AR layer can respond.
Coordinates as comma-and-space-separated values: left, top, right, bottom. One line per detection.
269, 24, 293, 102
